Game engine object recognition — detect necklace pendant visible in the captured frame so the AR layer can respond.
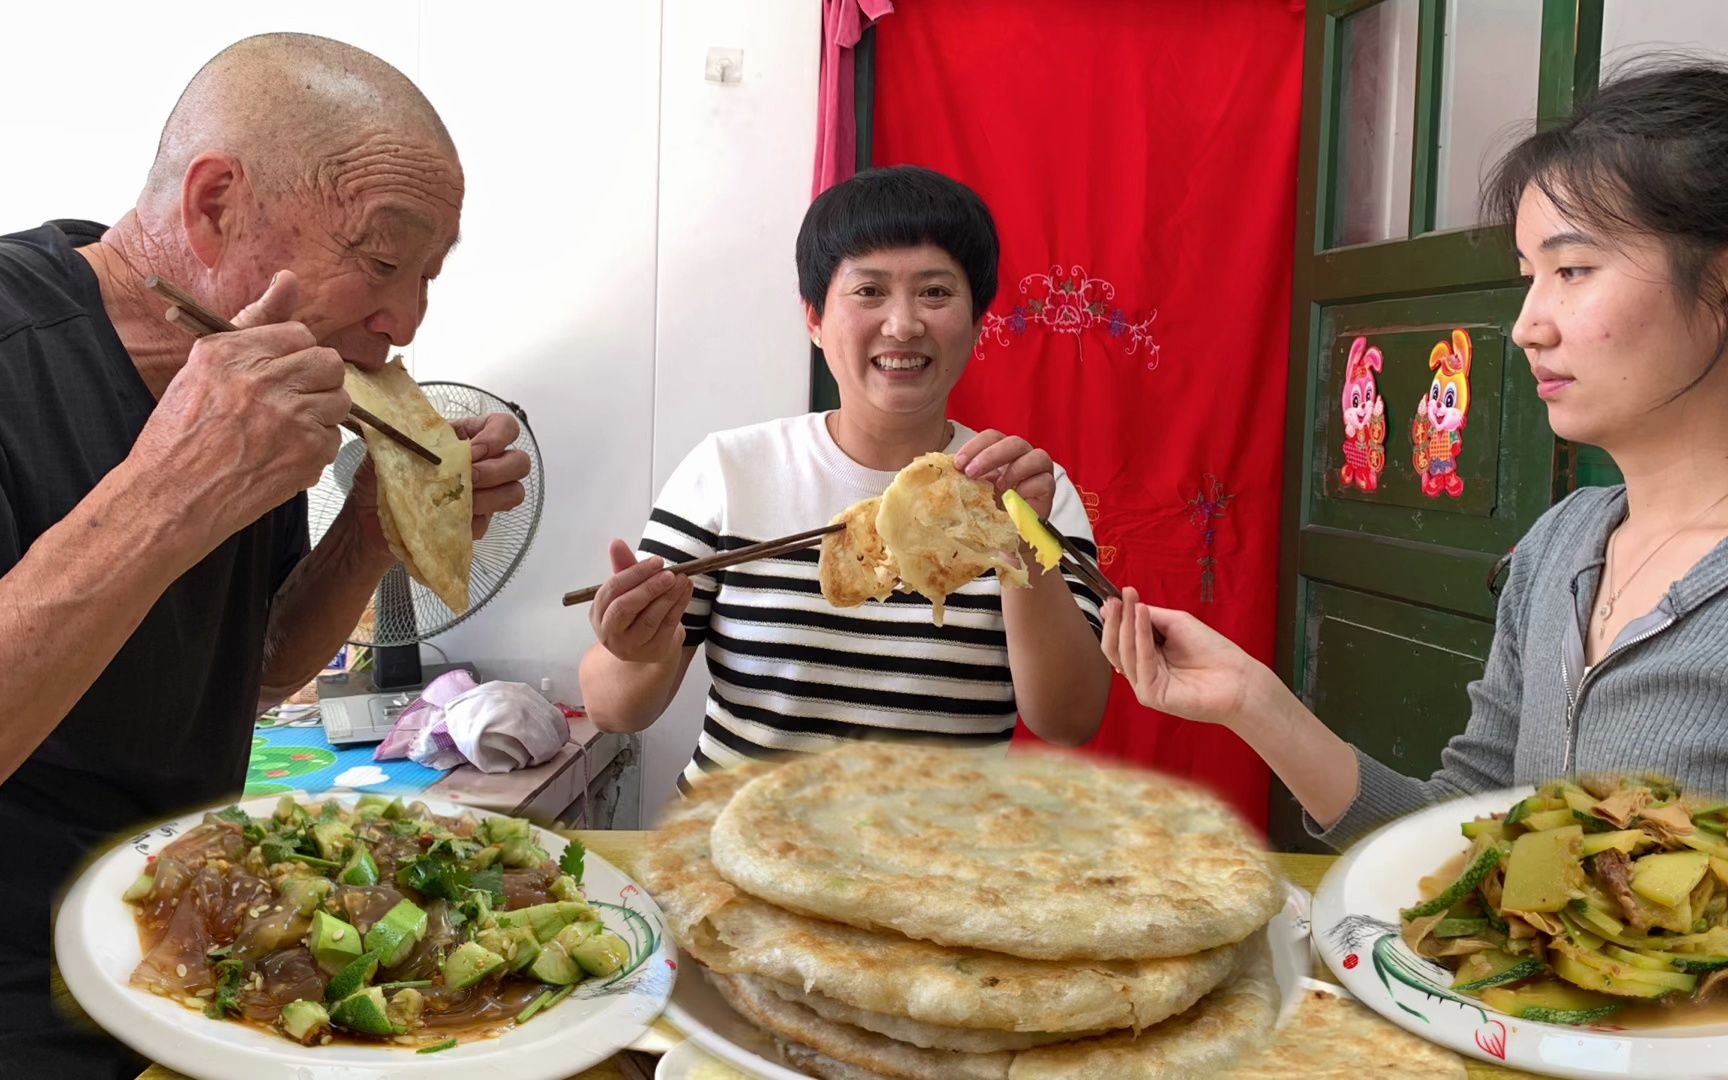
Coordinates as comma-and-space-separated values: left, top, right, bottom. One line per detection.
1598, 600, 1614, 620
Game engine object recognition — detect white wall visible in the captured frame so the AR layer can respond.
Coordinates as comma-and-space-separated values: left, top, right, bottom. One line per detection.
646, 0, 820, 809
1602, 0, 1728, 68
2, 3, 420, 223
1, 2, 819, 820
405, 5, 664, 775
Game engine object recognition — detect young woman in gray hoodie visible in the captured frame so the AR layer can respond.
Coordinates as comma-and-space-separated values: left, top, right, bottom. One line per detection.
1104, 60, 1728, 846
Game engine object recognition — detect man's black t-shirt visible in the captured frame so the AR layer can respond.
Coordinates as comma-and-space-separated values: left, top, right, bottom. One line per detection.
0, 221, 308, 1072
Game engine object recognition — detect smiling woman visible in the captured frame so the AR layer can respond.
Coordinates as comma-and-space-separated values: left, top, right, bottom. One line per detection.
577, 166, 1113, 790
1097, 59, 1728, 850
813, 241, 972, 433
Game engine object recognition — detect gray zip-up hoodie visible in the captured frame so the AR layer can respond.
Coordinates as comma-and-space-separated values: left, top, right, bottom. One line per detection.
1311, 485, 1728, 848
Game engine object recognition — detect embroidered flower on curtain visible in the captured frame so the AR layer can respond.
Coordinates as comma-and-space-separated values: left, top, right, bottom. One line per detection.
976, 264, 1161, 369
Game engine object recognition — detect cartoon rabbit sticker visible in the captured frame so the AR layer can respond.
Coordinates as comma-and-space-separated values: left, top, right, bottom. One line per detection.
1339, 337, 1387, 492
1411, 329, 1472, 499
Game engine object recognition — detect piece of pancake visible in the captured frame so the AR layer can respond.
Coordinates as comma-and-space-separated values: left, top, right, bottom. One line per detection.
640, 764, 1243, 1034
708, 743, 1285, 961
343, 359, 473, 612
819, 497, 899, 607
1219, 986, 1466, 1080
708, 939, 1280, 1080
874, 453, 1028, 625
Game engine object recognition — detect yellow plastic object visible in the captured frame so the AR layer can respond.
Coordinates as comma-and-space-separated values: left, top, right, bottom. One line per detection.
1002, 490, 1061, 572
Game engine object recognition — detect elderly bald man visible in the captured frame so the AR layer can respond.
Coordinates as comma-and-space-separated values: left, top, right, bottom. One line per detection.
0, 33, 527, 1073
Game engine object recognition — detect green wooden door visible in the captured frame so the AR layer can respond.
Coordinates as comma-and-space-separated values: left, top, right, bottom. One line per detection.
1271, 0, 1608, 851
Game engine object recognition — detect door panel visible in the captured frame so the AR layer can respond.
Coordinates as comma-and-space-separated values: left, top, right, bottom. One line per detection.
1305, 581, 1493, 781
1289, 287, 1546, 829
1269, 0, 1602, 851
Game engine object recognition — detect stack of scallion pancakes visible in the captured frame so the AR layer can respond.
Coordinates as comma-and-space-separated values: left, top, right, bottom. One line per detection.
642, 744, 1289, 1079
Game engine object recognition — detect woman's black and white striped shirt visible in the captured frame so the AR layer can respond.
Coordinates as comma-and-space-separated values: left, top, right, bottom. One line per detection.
637, 413, 1104, 793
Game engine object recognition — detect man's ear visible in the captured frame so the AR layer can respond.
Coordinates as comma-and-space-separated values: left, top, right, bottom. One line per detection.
180, 151, 247, 270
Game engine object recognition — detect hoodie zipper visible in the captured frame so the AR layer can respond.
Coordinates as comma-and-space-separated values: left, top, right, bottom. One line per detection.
1562, 613, 1678, 775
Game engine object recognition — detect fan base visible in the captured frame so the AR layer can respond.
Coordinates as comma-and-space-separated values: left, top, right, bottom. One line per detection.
373, 643, 423, 690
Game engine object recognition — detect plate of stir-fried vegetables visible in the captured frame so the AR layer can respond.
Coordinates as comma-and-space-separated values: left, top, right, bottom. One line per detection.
55, 794, 674, 1080
1314, 777, 1728, 1080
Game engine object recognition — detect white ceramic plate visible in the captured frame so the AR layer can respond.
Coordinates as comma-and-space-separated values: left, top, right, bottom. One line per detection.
663, 911, 1310, 1078
656, 1037, 770, 1080
56, 794, 676, 1080
1283, 879, 1317, 973
1314, 786, 1728, 1079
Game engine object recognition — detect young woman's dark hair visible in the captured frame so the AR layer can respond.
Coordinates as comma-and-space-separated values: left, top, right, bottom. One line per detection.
1484, 57, 1728, 371
796, 165, 999, 318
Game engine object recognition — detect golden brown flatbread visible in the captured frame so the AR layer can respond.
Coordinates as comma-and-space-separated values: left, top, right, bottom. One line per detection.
819, 497, 899, 607
708, 940, 1281, 1080
753, 974, 1085, 1052
708, 744, 1285, 961
873, 453, 1028, 625
641, 764, 1242, 1033
1219, 987, 1466, 1079
343, 359, 472, 612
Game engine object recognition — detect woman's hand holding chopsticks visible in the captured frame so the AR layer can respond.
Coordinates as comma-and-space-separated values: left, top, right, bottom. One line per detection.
587, 539, 695, 663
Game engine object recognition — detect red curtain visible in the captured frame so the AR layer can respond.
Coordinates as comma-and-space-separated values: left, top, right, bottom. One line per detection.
871, 0, 1304, 828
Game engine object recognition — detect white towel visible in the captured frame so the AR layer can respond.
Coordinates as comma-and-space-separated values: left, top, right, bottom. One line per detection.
439, 681, 570, 773
378, 676, 569, 773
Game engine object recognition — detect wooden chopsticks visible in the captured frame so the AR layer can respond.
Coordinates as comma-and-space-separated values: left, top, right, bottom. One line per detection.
143, 276, 443, 467
561, 523, 845, 606
1037, 514, 1122, 601
563, 516, 1120, 610
1031, 514, 1162, 645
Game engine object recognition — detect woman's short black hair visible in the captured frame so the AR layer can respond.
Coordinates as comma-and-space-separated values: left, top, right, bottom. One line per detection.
796, 165, 999, 318
1484, 56, 1728, 362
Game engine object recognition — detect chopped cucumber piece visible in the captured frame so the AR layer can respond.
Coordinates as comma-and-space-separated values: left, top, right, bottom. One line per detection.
1403, 844, 1505, 920
279, 999, 331, 1044
330, 986, 396, 1037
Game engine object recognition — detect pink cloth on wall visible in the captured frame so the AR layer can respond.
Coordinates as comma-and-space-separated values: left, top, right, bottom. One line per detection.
813, 0, 895, 197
